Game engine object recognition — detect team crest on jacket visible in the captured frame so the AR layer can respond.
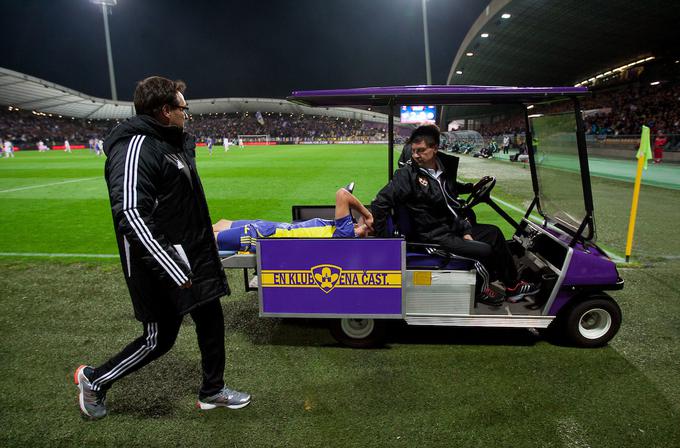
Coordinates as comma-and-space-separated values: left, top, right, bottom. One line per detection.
418, 177, 429, 187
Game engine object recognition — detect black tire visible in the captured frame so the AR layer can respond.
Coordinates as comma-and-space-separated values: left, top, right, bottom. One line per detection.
561, 294, 622, 348
329, 318, 387, 348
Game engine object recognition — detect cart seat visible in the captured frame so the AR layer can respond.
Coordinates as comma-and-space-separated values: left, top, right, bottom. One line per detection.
390, 207, 476, 271
406, 251, 474, 270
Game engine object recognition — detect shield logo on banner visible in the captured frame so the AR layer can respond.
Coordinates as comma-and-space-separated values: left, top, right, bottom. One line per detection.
311, 264, 342, 294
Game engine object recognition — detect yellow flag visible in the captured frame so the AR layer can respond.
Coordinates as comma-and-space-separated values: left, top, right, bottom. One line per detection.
636, 125, 652, 170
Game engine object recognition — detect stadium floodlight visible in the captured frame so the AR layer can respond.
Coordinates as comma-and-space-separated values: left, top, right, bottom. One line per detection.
480, 33, 489, 38
90, 0, 118, 100
466, 52, 474, 57
501, 13, 511, 19
455, 70, 463, 75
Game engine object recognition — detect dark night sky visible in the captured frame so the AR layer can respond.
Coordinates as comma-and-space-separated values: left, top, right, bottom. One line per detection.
2, 0, 488, 101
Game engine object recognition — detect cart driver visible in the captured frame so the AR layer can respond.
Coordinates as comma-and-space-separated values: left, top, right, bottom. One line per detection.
213, 188, 373, 252
371, 124, 539, 306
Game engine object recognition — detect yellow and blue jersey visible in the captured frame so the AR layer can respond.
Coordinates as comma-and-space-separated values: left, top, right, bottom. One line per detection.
217, 215, 355, 252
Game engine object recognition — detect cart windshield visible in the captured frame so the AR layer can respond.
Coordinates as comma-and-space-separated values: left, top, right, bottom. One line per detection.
530, 102, 593, 239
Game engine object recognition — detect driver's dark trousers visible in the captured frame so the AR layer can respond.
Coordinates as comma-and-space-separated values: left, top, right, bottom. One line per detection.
88, 298, 225, 398
438, 223, 518, 287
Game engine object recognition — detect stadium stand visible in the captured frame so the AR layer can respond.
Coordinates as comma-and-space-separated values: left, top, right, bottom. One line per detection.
0, 108, 114, 149
0, 106, 414, 149
188, 113, 413, 143
476, 80, 678, 137
0, 67, 413, 149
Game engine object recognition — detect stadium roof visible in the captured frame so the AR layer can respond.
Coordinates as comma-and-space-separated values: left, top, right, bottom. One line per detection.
0, 67, 397, 123
289, 85, 588, 107
447, 0, 679, 88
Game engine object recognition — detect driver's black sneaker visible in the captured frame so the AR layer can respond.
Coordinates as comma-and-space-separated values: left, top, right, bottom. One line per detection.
477, 287, 504, 307
506, 281, 540, 303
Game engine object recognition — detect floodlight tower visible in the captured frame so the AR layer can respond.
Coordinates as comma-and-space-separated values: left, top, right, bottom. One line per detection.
421, 0, 432, 85
91, 0, 118, 100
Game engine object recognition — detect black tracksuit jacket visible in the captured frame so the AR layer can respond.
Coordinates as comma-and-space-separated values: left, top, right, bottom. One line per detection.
371, 151, 474, 243
103, 115, 229, 322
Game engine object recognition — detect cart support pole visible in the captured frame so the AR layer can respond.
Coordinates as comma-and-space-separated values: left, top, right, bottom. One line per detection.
388, 102, 394, 180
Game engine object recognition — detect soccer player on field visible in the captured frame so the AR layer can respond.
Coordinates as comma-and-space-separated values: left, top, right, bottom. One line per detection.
206, 136, 213, 155
64, 139, 71, 153
223, 137, 230, 152
3, 140, 14, 158
238, 137, 244, 148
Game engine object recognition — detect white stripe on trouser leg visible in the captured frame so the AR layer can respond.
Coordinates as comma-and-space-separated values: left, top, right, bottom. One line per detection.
474, 261, 489, 292
121, 135, 188, 285
92, 322, 158, 391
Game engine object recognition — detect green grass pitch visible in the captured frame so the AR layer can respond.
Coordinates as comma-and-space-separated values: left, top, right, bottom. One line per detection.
1, 146, 679, 447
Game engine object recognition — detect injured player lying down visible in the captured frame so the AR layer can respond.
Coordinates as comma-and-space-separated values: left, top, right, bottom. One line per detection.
213, 188, 374, 252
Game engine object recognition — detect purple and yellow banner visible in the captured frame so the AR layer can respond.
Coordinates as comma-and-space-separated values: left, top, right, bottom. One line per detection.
258, 239, 403, 316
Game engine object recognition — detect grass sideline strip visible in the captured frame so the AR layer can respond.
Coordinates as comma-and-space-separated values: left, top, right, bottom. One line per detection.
0, 252, 119, 258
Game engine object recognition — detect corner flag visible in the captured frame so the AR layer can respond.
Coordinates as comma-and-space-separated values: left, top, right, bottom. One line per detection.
625, 125, 652, 262
636, 125, 652, 170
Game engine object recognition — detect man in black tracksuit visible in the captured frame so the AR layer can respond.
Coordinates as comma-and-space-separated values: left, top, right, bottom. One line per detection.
371, 125, 539, 305
74, 77, 250, 419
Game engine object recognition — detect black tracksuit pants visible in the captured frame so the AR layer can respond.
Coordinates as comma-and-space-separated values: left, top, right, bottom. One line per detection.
438, 223, 518, 287
89, 298, 225, 398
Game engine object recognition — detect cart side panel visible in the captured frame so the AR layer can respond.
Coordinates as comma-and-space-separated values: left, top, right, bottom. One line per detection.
259, 238, 403, 317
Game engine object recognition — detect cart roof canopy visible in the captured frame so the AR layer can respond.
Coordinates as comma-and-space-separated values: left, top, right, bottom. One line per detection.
288, 85, 589, 107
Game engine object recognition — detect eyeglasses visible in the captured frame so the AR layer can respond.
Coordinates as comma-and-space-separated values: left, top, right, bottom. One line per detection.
175, 105, 190, 117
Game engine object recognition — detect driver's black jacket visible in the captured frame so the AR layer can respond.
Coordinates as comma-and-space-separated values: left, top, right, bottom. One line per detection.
103, 115, 229, 322
371, 152, 474, 242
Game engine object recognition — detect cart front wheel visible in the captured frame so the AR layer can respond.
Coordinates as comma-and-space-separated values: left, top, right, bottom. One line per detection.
563, 295, 621, 348
329, 318, 387, 348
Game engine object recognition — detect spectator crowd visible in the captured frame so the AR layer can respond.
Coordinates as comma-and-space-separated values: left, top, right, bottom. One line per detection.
475, 81, 680, 149
0, 108, 113, 149
3, 79, 677, 151
186, 113, 403, 143
0, 107, 413, 150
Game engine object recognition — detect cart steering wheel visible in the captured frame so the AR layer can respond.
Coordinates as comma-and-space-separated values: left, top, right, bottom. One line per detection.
465, 176, 496, 209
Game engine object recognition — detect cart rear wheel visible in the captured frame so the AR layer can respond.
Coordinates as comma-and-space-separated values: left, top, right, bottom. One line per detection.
329, 318, 387, 348
563, 295, 621, 348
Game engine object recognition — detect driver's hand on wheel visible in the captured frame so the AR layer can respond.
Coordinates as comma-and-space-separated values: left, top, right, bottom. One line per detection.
463, 234, 473, 241
473, 176, 493, 192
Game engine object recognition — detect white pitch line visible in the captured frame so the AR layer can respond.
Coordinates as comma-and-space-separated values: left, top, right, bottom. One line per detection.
491, 195, 543, 223
0, 252, 118, 258
0, 177, 99, 194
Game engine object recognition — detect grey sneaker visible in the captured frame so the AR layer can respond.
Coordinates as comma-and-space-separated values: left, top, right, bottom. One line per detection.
74, 365, 107, 419
506, 281, 540, 303
197, 387, 251, 410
